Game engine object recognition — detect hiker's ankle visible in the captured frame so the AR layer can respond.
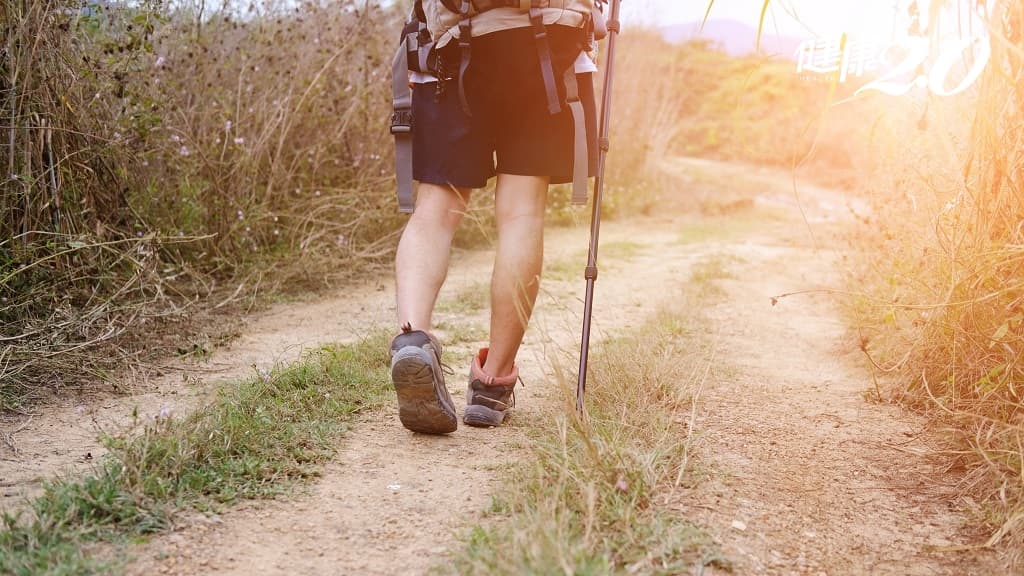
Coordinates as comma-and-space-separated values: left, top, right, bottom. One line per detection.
480, 358, 516, 385
469, 347, 517, 386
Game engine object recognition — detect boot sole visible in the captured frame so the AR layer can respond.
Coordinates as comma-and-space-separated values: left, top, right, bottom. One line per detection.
463, 404, 509, 428
391, 347, 457, 434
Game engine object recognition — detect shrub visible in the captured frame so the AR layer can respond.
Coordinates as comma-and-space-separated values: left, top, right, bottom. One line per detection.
0, 0, 404, 408
850, 1, 1024, 565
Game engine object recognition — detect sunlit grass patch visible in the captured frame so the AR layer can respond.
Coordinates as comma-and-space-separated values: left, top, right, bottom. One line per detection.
543, 241, 646, 285
678, 218, 746, 245
0, 334, 391, 574
543, 254, 584, 283
437, 282, 490, 315
600, 240, 645, 260
676, 208, 785, 245
689, 253, 743, 298
449, 303, 715, 574
434, 320, 489, 348
664, 157, 770, 190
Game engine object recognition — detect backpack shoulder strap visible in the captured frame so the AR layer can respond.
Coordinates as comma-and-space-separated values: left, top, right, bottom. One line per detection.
529, 1, 563, 115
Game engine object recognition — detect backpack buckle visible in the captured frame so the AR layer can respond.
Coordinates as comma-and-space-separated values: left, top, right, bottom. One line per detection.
390, 108, 413, 135
528, 6, 543, 28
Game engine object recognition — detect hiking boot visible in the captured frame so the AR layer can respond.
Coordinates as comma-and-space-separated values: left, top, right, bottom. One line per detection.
463, 348, 518, 428
390, 325, 457, 434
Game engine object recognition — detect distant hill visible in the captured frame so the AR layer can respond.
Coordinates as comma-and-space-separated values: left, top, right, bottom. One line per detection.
660, 19, 805, 60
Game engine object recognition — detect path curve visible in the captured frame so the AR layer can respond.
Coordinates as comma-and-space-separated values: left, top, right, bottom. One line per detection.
3, 157, 1003, 574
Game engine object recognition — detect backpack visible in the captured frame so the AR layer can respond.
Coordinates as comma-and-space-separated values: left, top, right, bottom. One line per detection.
391, 0, 606, 213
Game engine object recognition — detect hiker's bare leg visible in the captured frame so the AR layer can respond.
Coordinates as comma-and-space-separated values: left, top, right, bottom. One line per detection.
395, 183, 471, 331
484, 173, 549, 378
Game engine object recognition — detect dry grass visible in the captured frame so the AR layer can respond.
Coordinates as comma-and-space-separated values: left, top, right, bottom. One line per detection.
1, 0, 404, 409
2, 0, 174, 408
845, 1, 1024, 566
451, 302, 715, 575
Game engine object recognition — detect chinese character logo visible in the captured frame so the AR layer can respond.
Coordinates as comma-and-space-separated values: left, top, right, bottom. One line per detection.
796, 34, 882, 84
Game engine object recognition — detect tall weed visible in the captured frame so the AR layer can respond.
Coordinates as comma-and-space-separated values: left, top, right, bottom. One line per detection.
848, 1, 1024, 565
1, 0, 403, 407
453, 307, 712, 574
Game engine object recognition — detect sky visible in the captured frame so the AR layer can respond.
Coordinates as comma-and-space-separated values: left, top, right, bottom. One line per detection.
626, 0, 914, 43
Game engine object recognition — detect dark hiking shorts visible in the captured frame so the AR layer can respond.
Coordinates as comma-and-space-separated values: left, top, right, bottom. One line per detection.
412, 25, 598, 190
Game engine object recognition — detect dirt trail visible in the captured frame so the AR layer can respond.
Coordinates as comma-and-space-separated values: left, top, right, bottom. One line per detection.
118, 218, 699, 575
0, 266, 397, 505
2, 157, 1002, 574
662, 159, 998, 574
687, 243, 994, 575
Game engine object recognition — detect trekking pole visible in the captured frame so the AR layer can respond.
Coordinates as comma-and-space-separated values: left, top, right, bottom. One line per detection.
577, 0, 623, 416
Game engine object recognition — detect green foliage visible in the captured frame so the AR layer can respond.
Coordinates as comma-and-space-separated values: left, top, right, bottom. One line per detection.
0, 334, 391, 573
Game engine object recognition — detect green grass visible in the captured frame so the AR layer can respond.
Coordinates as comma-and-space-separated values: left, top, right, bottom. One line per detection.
689, 253, 743, 298
437, 282, 490, 315
544, 242, 645, 285
0, 334, 391, 575
434, 320, 489, 347
600, 241, 644, 260
676, 210, 782, 244
448, 304, 717, 575
543, 255, 582, 283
